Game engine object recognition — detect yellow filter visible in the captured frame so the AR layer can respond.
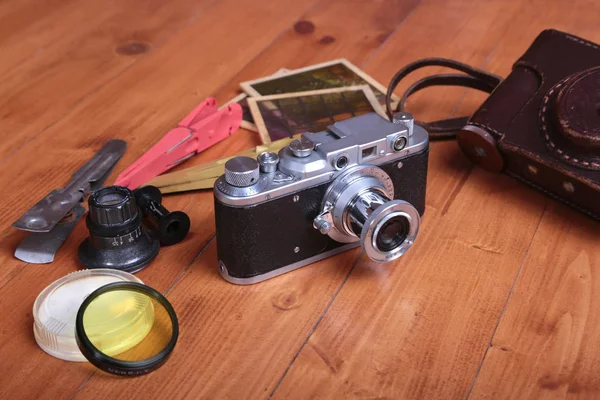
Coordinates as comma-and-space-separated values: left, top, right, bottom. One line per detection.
82, 290, 173, 361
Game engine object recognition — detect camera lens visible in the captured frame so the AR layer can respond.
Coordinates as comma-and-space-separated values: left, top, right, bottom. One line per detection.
355, 196, 419, 262
345, 189, 419, 261
78, 186, 160, 273
374, 215, 409, 252
96, 191, 126, 206
319, 165, 420, 263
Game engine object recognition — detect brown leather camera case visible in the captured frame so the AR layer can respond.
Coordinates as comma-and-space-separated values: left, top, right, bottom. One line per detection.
457, 29, 600, 220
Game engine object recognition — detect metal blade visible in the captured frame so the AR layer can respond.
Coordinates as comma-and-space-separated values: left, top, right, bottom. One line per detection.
69, 139, 127, 184
90, 155, 123, 193
14, 205, 86, 264
12, 140, 127, 232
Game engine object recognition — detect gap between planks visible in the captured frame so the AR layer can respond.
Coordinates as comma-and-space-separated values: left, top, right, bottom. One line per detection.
267, 258, 362, 399
465, 202, 549, 399
259, 1, 496, 395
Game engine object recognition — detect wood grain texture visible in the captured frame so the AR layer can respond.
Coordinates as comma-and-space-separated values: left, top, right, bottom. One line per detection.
0, 0, 599, 399
76, 242, 361, 399
469, 204, 600, 400
0, 0, 218, 159
272, 170, 545, 399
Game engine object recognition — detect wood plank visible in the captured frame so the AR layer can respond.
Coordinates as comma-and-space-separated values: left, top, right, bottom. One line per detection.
0, 0, 215, 286
0, 0, 321, 398
72, 0, 524, 395
469, 204, 600, 399
0, 0, 74, 46
269, 0, 561, 398
0, 1, 511, 398
0, 0, 98, 76
451, 0, 600, 120
0, 0, 220, 160
0, 0, 420, 284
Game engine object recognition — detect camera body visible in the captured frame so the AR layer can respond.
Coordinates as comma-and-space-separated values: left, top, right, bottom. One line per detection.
457, 29, 600, 220
214, 112, 429, 284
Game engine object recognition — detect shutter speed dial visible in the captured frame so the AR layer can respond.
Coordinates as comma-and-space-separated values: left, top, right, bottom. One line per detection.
224, 157, 260, 187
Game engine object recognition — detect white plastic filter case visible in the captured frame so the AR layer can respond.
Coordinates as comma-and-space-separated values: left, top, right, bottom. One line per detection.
32, 269, 143, 362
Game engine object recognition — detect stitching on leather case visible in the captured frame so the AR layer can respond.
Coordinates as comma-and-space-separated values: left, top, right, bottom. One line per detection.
564, 33, 600, 51
506, 170, 600, 220
540, 76, 600, 170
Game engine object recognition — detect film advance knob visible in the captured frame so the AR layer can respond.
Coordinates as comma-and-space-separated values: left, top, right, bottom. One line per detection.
224, 156, 260, 187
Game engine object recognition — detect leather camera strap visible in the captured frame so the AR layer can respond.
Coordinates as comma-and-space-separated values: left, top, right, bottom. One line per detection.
385, 58, 504, 140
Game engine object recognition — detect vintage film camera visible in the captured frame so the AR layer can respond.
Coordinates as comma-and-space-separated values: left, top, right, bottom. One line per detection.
457, 29, 600, 219
213, 112, 429, 284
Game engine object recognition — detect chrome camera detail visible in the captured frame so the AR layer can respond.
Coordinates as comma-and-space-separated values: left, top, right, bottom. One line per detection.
214, 112, 429, 284
315, 165, 420, 263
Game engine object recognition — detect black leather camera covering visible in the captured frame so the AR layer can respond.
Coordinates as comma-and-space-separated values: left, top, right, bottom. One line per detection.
215, 148, 428, 280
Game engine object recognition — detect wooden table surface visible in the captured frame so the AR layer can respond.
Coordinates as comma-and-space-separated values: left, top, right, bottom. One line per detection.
1, 0, 599, 399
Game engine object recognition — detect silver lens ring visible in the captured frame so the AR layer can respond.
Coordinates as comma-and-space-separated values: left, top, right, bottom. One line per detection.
360, 200, 420, 262
321, 165, 394, 244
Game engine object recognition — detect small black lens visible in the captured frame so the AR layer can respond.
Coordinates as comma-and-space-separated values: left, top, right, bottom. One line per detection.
375, 215, 409, 252
78, 186, 160, 273
96, 192, 126, 206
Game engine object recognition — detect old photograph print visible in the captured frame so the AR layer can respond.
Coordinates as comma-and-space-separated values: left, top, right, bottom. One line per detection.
241, 59, 397, 107
247, 86, 384, 143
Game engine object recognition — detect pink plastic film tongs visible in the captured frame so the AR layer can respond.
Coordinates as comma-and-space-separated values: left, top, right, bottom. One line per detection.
115, 98, 242, 189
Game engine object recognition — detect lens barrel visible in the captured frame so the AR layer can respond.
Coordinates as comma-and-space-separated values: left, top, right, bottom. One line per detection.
318, 165, 420, 262
87, 186, 140, 238
346, 189, 390, 236
360, 199, 419, 262
78, 186, 160, 273
346, 189, 418, 262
